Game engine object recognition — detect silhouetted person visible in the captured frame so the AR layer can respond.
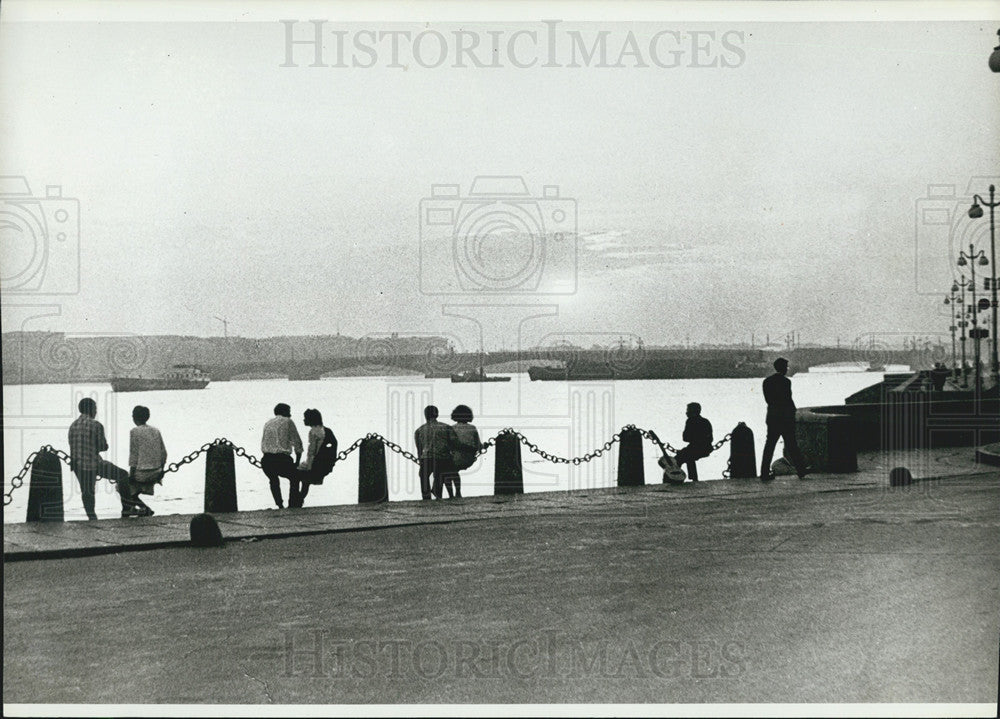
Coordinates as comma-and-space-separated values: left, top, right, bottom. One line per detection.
448, 404, 484, 498
673, 402, 713, 482
260, 403, 303, 509
293, 408, 337, 508
68, 397, 130, 520
930, 362, 950, 392
124, 405, 167, 517
759, 357, 808, 481
414, 405, 460, 500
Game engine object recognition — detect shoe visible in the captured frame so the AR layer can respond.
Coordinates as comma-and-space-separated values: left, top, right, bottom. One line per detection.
137, 507, 154, 517
761, 473, 775, 483
121, 506, 141, 518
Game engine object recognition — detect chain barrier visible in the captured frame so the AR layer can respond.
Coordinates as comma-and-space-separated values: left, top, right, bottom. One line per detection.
363, 433, 420, 464
6, 425, 740, 505
4, 449, 38, 506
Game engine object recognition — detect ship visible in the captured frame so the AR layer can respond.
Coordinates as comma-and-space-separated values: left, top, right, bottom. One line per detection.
450, 368, 511, 383
450, 355, 511, 383
111, 364, 210, 392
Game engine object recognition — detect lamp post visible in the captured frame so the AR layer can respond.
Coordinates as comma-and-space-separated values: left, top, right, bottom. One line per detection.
969, 184, 998, 387
957, 245, 989, 389
956, 277, 972, 387
944, 283, 960, 378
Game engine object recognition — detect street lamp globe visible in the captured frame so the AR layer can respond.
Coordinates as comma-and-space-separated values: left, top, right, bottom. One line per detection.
944, 296, 951, 305
969, 202, 984, 219
958, 256, 968, 267
952, 282, 960, 293
979, 255, 990, 266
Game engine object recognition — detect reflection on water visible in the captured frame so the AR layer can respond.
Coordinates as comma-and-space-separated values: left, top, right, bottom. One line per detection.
3, 371, 889, 522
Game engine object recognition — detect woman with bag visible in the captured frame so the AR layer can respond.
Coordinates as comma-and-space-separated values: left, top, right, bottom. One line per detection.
447, 404, 483, 499
293, 408, 337, 508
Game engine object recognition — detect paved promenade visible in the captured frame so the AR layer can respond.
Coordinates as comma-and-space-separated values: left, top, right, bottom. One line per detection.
3, 448, 999, 706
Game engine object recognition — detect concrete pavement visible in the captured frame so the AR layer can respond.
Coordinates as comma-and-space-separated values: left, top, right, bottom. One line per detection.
3, 448, 999, 705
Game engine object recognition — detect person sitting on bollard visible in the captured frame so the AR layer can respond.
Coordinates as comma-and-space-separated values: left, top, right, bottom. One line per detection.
414, 405, 461, 500
293, 408, 338, 508
68, 397, 131, 520
123, 405, 167, 517
448, 404, 484, 499
260, 403, 303, 509
672, 402, 713, 482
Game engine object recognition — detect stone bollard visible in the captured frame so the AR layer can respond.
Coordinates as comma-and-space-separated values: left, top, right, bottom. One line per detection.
616, 427, 644, 487
728, 422, 757, 478
889, 467, 913, 487
494, 432, 524, 495
190, 513, 224, 547
358, 437, 389, 503
26, 449, 64, 523
204, 443, 238, 513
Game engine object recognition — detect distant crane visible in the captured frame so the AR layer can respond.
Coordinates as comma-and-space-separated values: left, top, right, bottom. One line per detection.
214, 316, 228, 339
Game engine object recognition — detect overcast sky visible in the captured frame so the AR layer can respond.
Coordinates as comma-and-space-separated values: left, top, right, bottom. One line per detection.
2, 8, 998, 350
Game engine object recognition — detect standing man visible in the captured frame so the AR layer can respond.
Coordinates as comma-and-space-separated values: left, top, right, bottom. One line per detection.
673, 402, 713, 482
260, 403, 303, 509
68, 397, 130, 519
414, 405, 460, 500
759, 357, 808, 482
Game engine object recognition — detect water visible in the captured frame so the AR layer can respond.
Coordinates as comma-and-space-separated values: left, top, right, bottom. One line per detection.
2, 370, 894, 522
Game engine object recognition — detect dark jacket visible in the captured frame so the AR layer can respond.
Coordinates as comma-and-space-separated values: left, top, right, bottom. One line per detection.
763, 372, 796, 423
683, 415, 713, 451
414, 420, 460, 460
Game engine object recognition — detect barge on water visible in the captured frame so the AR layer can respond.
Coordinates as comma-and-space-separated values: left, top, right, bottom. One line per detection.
111, 365, 210, 392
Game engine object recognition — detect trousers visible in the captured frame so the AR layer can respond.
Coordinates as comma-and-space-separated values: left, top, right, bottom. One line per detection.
674, 445, 710, 481
261, 452, 302, 508
759, 418, 806, 478
418, 457, 456, 500
72, 458, 130, 520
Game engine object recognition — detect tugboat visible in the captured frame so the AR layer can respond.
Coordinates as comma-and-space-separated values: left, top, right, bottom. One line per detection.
111, 364, 210, 392
450, 355, 511, 383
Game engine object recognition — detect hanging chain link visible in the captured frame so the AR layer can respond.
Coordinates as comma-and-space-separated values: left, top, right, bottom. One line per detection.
4, 449, 38, 506
336, 437, 365, 463
4, 445, 72, 506
164, 441, 216, 474
483, 426, 627, 465
364, 433, 420, 464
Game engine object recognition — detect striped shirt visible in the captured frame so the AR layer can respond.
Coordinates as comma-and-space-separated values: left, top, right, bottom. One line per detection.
261, 415, 303, 455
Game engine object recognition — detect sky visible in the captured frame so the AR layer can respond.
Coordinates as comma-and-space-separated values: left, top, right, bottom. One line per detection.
2, 3, 999, 351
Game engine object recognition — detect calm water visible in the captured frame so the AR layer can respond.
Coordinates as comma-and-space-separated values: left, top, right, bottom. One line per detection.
2, 368, 897, 522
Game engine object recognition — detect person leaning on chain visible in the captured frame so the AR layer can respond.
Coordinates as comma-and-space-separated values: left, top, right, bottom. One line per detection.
260, 402, 303, 509
67, 397, 131, 520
